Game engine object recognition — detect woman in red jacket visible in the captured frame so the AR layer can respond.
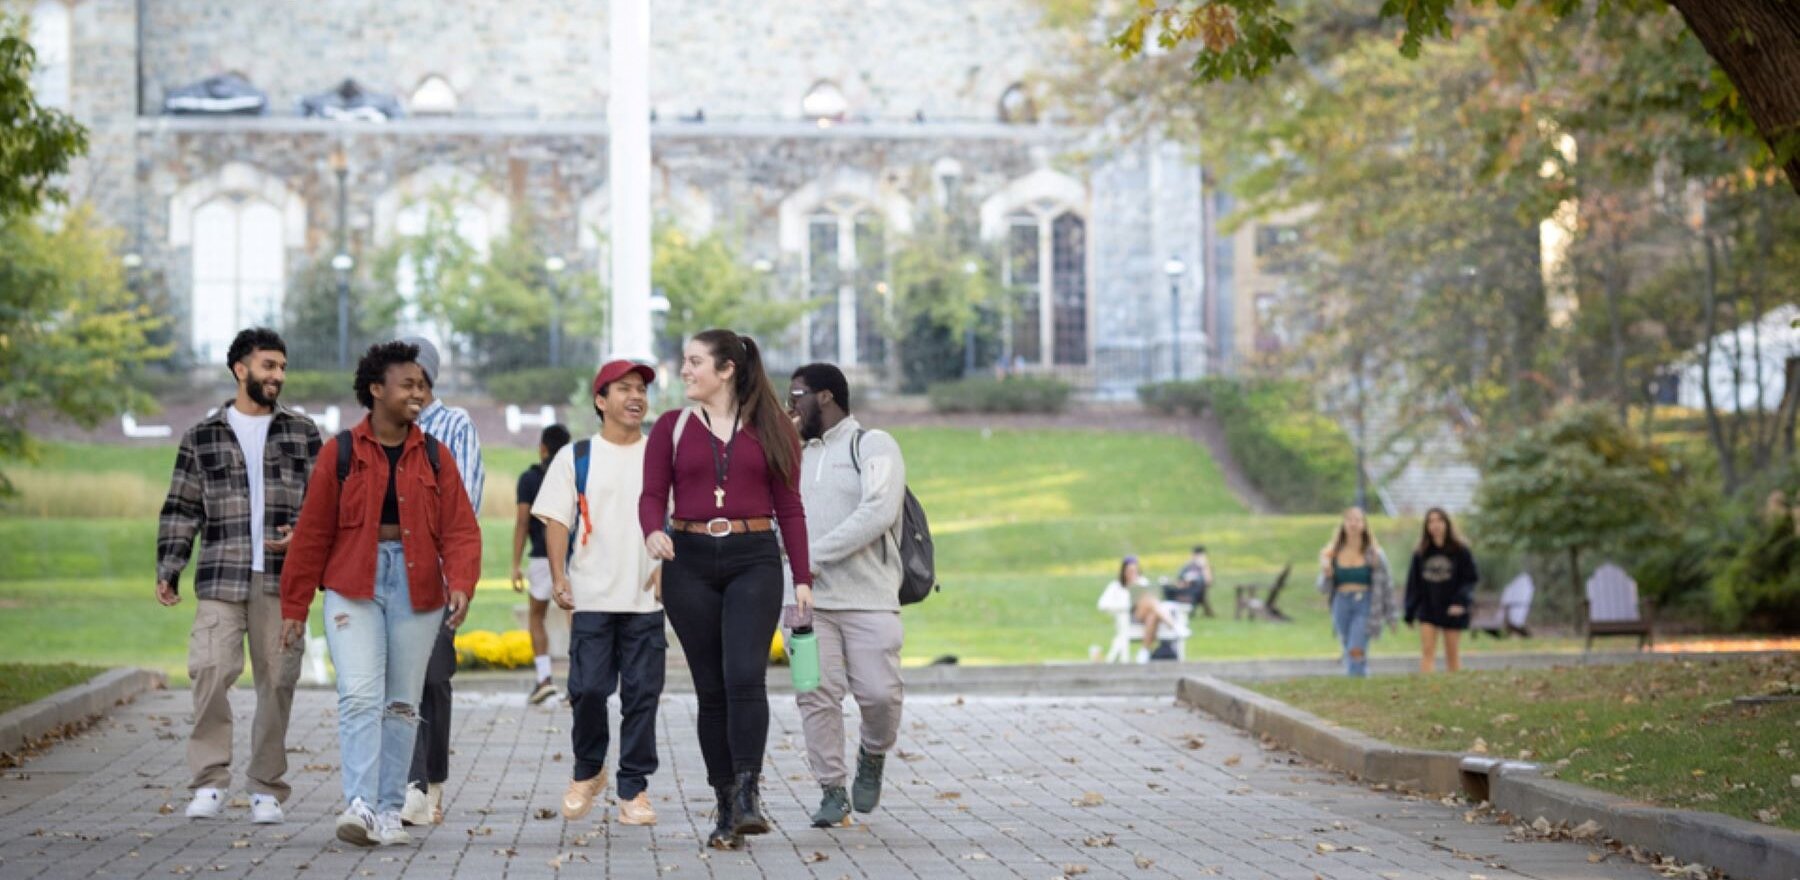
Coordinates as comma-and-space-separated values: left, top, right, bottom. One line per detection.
640, 329, 810, 849
279, 341, 481, 848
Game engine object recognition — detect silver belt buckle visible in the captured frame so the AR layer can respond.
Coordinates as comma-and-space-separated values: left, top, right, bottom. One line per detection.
704, 517, 733, 538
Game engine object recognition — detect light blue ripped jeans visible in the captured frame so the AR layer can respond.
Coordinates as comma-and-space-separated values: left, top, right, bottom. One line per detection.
322, 541, 443, 812
1330, 588, 1372, 678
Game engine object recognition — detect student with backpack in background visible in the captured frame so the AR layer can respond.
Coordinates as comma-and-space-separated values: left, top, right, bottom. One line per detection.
786, 364, 908, 828
279, 340, 481, 847
513, 423, 572, 705
532, 361, 665, 827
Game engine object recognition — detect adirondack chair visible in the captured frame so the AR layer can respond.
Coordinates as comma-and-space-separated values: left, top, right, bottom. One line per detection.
1233, 564, 1293, 621
1584, 562, 1654, 652
1471, 573, 1534, 639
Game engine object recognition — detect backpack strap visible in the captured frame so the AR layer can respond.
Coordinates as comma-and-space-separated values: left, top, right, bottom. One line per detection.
850, 428, 867, 474
571, 439, 593, 548
664, 408, 695, 523
335, 429, 354, 483
339, 429, 441, 483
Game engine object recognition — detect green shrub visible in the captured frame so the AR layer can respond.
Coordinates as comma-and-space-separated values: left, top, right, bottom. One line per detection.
1208, 379, 1356, 513
282, 370, 355, 403
1137, 380, 1213, 416
485, 367, 589, 404
928, 376, 1071, 414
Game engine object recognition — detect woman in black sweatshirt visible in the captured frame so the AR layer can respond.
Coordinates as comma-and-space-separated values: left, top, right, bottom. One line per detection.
1404, 507, 1479, 673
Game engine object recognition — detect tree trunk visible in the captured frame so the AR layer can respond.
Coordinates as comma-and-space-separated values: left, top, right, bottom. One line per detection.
1778, 355, 1800, 460
1569, 545, 1583, 635
1668, 0, 1800, 196
1699, 228, 1739, 493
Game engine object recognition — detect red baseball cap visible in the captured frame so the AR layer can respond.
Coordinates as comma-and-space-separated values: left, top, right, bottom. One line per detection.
593, 360, 656, 395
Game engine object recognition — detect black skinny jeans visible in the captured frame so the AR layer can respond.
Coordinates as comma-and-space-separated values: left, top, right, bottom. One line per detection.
661, 530, 785, 786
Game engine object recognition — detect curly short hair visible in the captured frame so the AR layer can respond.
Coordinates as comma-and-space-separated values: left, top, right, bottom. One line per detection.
225, 327, 286, 377
353, 340, 421, 410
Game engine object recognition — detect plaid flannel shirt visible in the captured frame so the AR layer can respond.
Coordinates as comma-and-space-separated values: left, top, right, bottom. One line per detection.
157, 402, 323, 601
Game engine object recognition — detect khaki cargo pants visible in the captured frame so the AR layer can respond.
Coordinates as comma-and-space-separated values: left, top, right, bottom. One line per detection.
186, 574, 305, 800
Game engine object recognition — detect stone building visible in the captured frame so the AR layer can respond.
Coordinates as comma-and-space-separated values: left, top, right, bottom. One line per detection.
23, 0, 1296, 396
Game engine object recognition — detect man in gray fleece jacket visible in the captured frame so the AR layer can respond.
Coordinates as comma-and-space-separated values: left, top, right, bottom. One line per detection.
787, 364, 908, 829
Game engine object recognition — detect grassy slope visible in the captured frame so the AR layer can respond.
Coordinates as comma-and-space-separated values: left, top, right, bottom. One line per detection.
0, 663, 107, 715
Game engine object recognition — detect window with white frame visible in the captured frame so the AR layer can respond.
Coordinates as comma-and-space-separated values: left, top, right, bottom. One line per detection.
802, 198, 887, 367
1001, 205, 1088, 367
191, 196, 286, 364
27, 0, 70, 111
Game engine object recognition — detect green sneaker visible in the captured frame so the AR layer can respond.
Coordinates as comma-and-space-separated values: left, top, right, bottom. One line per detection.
851, 748, 886, 813
811, 785, 851, 828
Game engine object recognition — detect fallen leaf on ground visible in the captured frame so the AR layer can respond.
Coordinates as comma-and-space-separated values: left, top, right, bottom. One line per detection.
534, 808, 556, 820
936, 791, 961, 800
1134, 855, 1154, 869
1060, 866, 1089, 876
1082, 833, 1116, 847
1073, 792, 1105, 807
803, 852, 829, 864
1756, 808, 1782, 824
1223, 755, 1242, 767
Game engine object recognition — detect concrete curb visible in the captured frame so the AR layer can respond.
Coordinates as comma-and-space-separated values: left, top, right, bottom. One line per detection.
0, 667, 167, 756
1177, 674, 1800, 880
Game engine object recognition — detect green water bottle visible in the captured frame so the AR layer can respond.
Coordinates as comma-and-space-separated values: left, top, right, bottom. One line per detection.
788, 625, 820, 692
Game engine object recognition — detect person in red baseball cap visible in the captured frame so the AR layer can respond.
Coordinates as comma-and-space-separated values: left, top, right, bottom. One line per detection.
529, 359, 666, 827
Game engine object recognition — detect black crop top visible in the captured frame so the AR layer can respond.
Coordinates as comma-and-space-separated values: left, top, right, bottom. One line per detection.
381, 443, 403, 525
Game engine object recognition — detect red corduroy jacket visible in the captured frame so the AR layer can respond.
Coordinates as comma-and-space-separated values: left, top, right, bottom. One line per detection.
280, 417, 482, 622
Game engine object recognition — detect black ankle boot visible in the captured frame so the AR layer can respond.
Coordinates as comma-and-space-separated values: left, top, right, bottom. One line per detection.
730, 770, 770, 836
707, 784, 740, 849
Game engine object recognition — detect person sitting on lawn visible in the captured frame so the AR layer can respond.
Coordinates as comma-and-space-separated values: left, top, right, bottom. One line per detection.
1166, 544, 1215, 617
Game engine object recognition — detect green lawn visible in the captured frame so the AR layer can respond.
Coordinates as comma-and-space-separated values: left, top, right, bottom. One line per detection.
0, 663, 106, 715
1, 430, 1583, 676
1250, 656, 1800, 830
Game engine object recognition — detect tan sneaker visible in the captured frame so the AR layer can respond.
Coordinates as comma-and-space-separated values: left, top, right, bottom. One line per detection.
617, 792, 657, 826
561, 770, 607, 821
426, 783, 445, 825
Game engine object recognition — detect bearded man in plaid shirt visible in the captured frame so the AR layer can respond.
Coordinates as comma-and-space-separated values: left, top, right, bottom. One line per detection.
155, 327, 323, 825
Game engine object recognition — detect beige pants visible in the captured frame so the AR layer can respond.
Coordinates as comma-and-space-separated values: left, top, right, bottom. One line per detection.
794, 609, 905, 788
187, 576, 304, 800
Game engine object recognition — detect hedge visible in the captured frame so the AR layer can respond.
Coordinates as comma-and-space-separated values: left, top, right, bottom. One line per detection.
1140, 378, 1356, 513
484, 367, 590, 404
927, 376, 1072, 414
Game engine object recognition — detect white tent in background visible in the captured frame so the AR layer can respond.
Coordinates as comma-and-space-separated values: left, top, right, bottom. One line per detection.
1675, 303, 1800, 412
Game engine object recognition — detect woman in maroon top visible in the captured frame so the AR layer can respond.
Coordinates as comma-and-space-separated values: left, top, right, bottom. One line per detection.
640, 329, 810, 849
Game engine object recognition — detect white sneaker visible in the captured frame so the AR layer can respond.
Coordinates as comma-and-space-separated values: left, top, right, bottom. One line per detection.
399, 785, 431, 827
377, 810, 411, 846
249, 794, 283, 825
335, 798, 377, 847
185, 787, 225, 819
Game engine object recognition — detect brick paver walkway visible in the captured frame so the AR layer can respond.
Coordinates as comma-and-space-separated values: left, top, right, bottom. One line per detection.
0, 687, 1663, 879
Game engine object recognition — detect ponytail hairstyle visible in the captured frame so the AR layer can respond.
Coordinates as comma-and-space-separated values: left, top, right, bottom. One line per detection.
693, 328, 800, 485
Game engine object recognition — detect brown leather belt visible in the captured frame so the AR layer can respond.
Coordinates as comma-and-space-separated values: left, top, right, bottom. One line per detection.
670, 517, 775, 537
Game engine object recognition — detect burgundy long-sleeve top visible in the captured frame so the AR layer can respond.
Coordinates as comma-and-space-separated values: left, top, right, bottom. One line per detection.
639, 410, 811, 585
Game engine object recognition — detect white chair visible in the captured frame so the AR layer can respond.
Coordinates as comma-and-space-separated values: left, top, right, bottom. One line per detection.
505, 404, 557, 435
1103, 601, 1193, 664
121, 413, 173, 439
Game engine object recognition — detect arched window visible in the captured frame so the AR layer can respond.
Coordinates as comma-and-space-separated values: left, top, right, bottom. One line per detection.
804, 199, 887, 367
410, 75, 458, 116
998, 83, 1037, 124
27, 0, 70, 110
801, 80, 848, 123
376, 166, 508, 339
169, 164, 306, 363
982, 172, 1090, 367
190, 198, 286, 364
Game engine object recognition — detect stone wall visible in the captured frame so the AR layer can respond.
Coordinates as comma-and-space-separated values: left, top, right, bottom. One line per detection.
132, 0, 1054, 123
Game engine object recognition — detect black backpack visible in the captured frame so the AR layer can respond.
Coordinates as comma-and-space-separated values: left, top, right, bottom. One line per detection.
336, 429, 441, 482
850, 429, 938, 605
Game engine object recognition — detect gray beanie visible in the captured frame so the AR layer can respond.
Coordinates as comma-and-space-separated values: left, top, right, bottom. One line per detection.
400, 336, 440, 386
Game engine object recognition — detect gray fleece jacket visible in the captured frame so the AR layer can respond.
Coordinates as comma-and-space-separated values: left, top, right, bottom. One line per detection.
800, 416, 907, 612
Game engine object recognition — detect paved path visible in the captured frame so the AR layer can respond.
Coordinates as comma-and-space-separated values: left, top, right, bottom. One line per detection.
0, 687, 1663, 879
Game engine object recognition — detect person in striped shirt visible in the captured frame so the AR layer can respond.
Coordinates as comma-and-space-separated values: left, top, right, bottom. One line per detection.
397, 337, 485, 828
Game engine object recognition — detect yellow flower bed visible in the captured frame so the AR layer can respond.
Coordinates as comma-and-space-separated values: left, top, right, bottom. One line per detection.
454, 629, 535, 670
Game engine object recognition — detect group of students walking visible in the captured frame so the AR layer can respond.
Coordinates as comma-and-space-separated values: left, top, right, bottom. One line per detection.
1316, 504, 1482, 676
156, 326, 912, 850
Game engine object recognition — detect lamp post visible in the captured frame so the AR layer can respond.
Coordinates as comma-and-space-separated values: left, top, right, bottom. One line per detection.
544, 255, 567, 367
329, 146, 351, 368
1164, 254, 1187, 382
961, 259, 980, 376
